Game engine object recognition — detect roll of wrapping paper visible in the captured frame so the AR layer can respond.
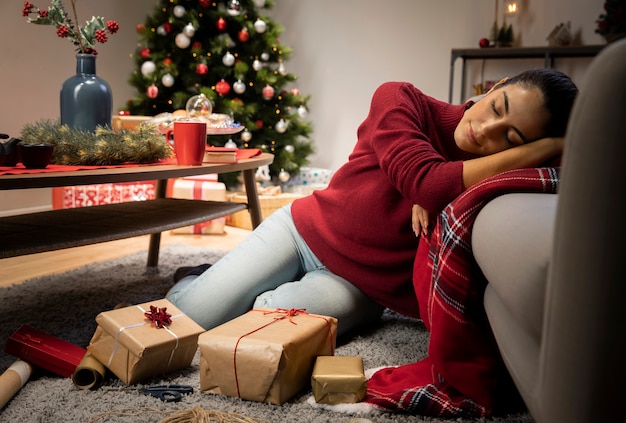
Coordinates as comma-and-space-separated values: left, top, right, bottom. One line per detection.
71, 353, 107, 390
0, 360, 32, 408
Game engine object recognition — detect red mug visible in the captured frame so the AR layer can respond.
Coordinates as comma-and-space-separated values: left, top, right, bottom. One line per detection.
165, 121, 207, 165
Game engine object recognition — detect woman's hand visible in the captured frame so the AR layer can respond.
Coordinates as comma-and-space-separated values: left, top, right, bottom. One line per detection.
412, 204, 430, 237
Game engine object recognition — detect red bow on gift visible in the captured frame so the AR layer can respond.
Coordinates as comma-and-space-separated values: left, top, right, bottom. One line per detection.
144, 305, 172, 328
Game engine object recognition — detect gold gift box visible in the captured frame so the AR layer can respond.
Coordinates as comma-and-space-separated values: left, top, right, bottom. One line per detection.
87, 299, 205, 385
198, 309, 337, 405
311, 356, 367, 404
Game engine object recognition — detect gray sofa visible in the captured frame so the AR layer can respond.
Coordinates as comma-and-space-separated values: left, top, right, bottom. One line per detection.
472, 39, 626, 422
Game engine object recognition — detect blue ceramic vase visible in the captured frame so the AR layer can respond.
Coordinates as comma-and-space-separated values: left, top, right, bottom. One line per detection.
60, 54, 112, 131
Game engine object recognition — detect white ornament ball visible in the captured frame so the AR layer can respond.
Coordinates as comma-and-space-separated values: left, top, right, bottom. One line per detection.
252, 59, 263, 71
222, 52, 235, 66
161, 73, 175, 87
285, 144, 295, 153
225, 139, 238, 148
173, 5, 186, 18
297, 105, 308, 118
140, 60, 156, 77
275, 119, 287, 133
156, 25, 167, 36
183, 23, 195, 38
260, 52, 270, 61
175, 33, 191, 49
278, 62, 287, 75
233, 79, 246, 94
254, 19, 267, 33
227, 0, 241, 16
241, 130, 252, 142
186, 93, 213, 117
278, 169, 290, 183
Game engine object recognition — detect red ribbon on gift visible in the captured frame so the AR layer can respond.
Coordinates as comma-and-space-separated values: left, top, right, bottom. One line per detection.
144, 305, 172, 328
232, 308, 336, 398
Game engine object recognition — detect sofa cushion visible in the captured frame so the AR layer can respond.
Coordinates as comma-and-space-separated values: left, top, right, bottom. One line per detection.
472, 193, 557, 341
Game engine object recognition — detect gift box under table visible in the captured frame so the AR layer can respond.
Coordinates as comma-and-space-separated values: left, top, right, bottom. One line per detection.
167, 175, 226, 235
87, 299, 205, 385
198, 308, 337, 405
311, 355, 367, 404
4, 325, 87, 378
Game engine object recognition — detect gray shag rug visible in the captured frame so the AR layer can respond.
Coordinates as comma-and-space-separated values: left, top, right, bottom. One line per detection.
0, 244, 534, 422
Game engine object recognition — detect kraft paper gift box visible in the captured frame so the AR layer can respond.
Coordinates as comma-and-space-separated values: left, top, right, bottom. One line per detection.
311, 356, 367, 404
4, 325, 87, 378
87, 299, 205, 385
198, 308, 337, 405
168, 175, 226, 234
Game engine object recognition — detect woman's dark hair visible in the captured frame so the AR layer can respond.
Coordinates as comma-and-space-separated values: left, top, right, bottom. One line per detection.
499, 68, 578, 137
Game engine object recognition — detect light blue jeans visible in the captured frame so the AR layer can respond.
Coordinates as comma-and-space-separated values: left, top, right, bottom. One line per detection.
166, 205, 384, 336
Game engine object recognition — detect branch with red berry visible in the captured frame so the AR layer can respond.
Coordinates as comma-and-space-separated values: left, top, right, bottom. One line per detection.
22, 0, 119, 55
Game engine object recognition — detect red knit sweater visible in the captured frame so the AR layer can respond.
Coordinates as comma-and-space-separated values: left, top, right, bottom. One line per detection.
292, 82, 476, 318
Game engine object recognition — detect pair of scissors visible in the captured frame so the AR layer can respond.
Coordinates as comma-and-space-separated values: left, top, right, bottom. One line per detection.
144, 384, 194, 402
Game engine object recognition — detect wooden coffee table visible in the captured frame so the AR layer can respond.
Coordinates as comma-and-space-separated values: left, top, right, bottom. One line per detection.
0, 153, 273, 266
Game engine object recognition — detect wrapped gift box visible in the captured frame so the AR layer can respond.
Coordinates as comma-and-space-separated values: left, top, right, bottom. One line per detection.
168, 175, 227, 235
52, 181, 156, 209
227, 192, 303, 230
87, 299, 205, 385
198, 309, 337, 405
311, 356, 367, 404
4, 325, 86, 378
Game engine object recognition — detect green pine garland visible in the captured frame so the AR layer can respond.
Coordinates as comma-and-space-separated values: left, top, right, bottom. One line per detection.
19, 120, 172, 165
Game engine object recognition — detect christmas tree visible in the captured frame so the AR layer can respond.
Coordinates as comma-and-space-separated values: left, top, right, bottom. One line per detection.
124, 0, 314, 185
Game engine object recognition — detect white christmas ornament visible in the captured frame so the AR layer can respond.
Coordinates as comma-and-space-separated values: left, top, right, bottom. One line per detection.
156, 25, 167, 36
297, 105, 308, 118
278, 61, 287, 75
183, 23, 195, 38
252, 59, 263, 71
253, 0, 266, 8
161, 73, 175, 87
175, 33, 191, 49
241, 130, 252, 142
225, 139, 238, 148
278, 169, 290, 183
227, 0, 241, 16
275, 119, 287, 133
222, 52, 235, 66
285, 144, 295, 153
254, 19, 267, 33
260, 52, 270, 61
233, 79, 246, 94
140, 60, 156, 77
173, 5, 186, 18
256, 165, 271, 182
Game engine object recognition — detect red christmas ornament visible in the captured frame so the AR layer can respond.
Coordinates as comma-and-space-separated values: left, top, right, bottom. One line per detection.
217, 17, 227, 31
290, 88, 300, 96
192, 41, 203, 50
215, 79, 231, 95
199, 0, 211, 7
136, 24, 145, 33
163, 57, 172, 66
479, 37, 490, 48
163, 22, 172, 33
255, 120, 264, 129
140, 48, 150, 59
196, 63, 208, 75
118, 110, 130, 116
147, 84, 159, 99
262, 84, 275, 100
238, 28, 250, 42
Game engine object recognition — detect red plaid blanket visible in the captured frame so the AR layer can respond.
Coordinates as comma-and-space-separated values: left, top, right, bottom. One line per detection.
364, 167, 560, 417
